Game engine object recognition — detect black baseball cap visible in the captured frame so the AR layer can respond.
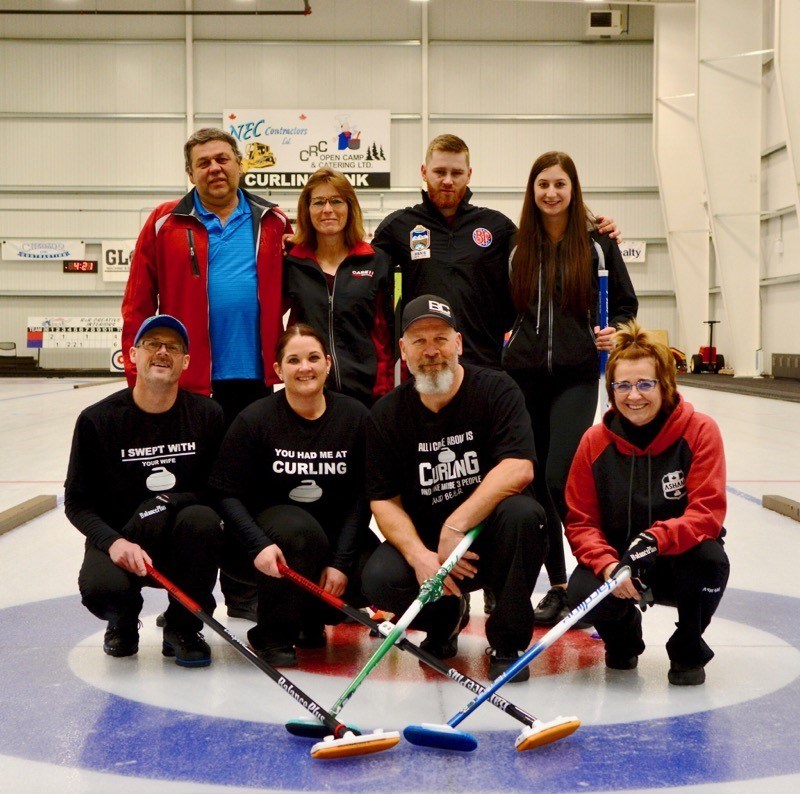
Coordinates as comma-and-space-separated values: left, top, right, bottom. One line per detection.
401, 294, 457, 333
134, 315, 190, 351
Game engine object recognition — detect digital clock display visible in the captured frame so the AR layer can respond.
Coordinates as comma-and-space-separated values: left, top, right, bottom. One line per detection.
63, 259, 98, 273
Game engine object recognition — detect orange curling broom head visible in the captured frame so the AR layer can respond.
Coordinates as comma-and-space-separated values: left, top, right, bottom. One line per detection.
310, 729, 401, 760
515, 716, 581, 752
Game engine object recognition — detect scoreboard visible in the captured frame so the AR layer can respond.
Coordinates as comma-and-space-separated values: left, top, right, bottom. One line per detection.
27, 316, 121, 350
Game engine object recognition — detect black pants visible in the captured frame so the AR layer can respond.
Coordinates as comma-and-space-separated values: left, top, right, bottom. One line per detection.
223, 504, 376, 649
509, 372, 598, 586
211, 377, 272, 609
567, 538, 730, 666
361, 494, 546, 652
78, 505, 223, 634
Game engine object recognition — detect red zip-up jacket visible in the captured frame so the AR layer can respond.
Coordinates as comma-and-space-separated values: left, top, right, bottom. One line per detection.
121, 188, 290, 396
565, 396, 727, 579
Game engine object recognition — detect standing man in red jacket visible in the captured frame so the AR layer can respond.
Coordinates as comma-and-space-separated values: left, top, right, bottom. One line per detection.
122, 127, 291, 620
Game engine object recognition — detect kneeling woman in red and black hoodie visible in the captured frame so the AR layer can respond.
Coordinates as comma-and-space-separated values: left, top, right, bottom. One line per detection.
564, 320, 730, 686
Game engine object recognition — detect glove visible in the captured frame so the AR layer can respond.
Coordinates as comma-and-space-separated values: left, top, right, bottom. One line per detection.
120, 493, 197, 550
636, 584, 654, 612
615, 531, 659, 583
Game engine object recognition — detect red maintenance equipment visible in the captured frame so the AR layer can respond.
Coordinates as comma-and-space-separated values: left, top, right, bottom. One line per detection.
689, 320, 725, 374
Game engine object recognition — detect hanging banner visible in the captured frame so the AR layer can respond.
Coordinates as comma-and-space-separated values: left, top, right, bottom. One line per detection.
225, 109, 391, 189
619, 240, 647, 265
2, 239, 85, 261
101, 240, 136, 282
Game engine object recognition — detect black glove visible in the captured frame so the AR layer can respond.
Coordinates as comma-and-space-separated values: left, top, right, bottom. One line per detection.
616, 531, 659, 583
636, 584, 654, 612
120, 492, 197, 550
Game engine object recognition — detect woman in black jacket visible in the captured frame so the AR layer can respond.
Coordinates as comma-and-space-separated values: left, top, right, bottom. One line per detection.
502, 151, 638, 626
284, 168, 394, 406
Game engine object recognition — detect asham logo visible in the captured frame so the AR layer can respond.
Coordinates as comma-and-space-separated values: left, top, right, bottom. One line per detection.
662, 469, 686, 500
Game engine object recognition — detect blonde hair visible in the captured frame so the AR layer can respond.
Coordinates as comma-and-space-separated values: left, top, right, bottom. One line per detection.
606, 319, 678, 412
425, 134, 470, 167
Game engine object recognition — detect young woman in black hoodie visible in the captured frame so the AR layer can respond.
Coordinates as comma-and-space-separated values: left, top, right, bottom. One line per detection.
502, 151, 638, 625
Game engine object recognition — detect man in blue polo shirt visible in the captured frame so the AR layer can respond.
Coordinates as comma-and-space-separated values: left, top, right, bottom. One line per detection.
122, 128, 291, 619
192, 172, 265, 418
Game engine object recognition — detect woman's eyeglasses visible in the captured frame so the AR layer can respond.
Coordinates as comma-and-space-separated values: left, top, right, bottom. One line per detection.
310, 197, 346, 208
610, 379, 659, 394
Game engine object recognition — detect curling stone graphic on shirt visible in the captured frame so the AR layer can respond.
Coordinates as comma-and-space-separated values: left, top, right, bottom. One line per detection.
146, 466, 176, 492
438, 447, 456, 463
289, 479, 323, 503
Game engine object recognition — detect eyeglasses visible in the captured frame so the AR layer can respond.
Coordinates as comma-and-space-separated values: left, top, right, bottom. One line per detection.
610, 379, 659, 394
137, 340, 185, 355
310, 197, 346, 208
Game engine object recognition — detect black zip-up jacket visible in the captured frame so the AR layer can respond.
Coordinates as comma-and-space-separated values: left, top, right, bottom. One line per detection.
502, 231, 638, 383
284, 241, 394, 405
373, 189, 517, 368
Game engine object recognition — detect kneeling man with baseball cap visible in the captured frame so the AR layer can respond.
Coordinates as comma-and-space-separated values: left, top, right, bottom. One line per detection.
65, 315, 225, 667
362, 295, 547, 682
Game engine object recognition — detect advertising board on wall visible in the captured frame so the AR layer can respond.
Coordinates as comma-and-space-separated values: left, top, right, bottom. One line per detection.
225, 109, 391, 189
101, 240, 136, 282
620, 240, 647, 265
2, 240, 86, 261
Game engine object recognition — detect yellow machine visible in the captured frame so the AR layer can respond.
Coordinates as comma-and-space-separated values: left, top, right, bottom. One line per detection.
241, 141, 276, 172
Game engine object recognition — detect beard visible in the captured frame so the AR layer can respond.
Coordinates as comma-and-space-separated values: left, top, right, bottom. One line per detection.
426, 184, 467, 213
413, 363, 456, 395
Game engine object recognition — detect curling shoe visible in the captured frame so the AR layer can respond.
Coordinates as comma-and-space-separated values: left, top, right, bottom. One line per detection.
487, 648, 530, 683
103, 620, 140, 657
420, 596, 467, 660
534, 586, 569, 626
253, 643, 298, 668
668, 662, 705, 686
226, 603, 258, 622
420, 634, 458, 660
162, 626, 211, 668
459, 592, 472, 630
483, 588, 496, 615
605, 651, 639, 670
535, 586, 592, 629
296, 625, 327, 649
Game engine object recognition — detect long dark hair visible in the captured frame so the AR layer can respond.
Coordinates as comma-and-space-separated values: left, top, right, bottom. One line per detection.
510, 151, 593, 316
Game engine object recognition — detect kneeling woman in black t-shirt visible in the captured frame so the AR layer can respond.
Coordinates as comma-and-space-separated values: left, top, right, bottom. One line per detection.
210, 324, 376, 667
